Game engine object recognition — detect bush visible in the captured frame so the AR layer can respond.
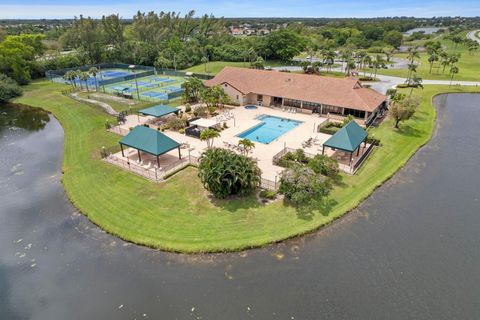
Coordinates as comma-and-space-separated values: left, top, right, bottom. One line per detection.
193, 105, 208, 118
319, 126, 340, 135
184, 104, 192, 113
198, 148, 261, 199
0, 74, 23, 103
359, 76, 374, 81
178, 128, 185, 134
307, 155, 340, 180
279, 165, 332, 206
259, 189, 277, 200
276, 149, 309, 168
166, 117, 186, 131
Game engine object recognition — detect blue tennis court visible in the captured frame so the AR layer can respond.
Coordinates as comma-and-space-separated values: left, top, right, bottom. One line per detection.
141, 91, 169, 100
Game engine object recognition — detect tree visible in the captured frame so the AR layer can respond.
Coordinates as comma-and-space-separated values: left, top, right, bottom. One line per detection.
266, 29, 305, 61
300, 61, 310, 73
408, 75, 423, 96
63, 70, 77, 88
427, 52, 439, 74
449, 66, 459, 87
200, 85, 229, 109
371, 55, 385, 79
88, 66, 99, 90
250, 56, 265, 70
307, 154, 340, 180
201, 56, 209, 73
450, 35, 463, 52
181, 76, 204, 103
345, 59, 356, 76
279, 165, 332, 207
389, 95, 420, 128
198, 148, 261, 199
0, 74, 22, 102
79, 71, 90, 91
384, 30, 403, 48
238, 138, 255, 156
200, 128, 220, 148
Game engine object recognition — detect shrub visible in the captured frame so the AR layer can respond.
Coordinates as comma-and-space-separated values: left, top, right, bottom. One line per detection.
178, 128, 185, 134
184, 104, 191, 113
279, 165, 332, 206
0, 74, 22, 103
198, 148, 261, 199
259, 189, 277, 200
359, 76, 374, 81
276, 149, 309, 168
193, 105, 208, 117
307, 155, 340, 180
342, 115, 355, 126
166, 117, 186, 131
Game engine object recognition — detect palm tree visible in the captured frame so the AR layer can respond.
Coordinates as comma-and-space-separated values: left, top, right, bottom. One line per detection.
406, 46, 420, 64
200, 128, 220, 149
201, 56, 209, 73
322, 49, 336, 73
238, 138, 255, 156
79, 72, 90, 91
345, 59, 356, 76
449, 66, 459, 87
406, 63, 417, 83
363, 55, 372, 76
428, 52, 438, 74
408, 75, 423, 96
63, 70, 76, 88
371, 55, 384, 79
88, 67, 99, 90
75, 70, 83, 90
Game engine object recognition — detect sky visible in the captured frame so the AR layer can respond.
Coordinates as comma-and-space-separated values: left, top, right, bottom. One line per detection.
0, 0, 479, 19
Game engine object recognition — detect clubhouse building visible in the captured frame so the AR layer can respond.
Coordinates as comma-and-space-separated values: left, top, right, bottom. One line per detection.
205, 67, 387, 126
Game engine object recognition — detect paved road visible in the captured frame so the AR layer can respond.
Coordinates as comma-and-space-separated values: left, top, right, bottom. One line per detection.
467, 30, 480, 43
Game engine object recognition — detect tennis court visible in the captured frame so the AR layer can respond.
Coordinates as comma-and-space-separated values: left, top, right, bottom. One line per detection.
103, 74, 185, 102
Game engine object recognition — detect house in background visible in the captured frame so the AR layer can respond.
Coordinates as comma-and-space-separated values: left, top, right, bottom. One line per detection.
205, 67, 387, 126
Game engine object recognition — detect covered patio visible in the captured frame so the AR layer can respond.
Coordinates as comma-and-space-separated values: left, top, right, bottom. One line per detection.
119, 126, 182, 168
322, 121, 369, 171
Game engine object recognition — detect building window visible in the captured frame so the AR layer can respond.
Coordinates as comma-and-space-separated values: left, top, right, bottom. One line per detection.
257, 94, 263, 102
224, 84, 228, 88
344, 108, 366, 119
236, 95, 239, 100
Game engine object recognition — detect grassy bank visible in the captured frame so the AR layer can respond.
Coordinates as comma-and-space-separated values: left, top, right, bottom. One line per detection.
185, 60, 288, 75
367, 38, 480, 81
14, 81, 475, 252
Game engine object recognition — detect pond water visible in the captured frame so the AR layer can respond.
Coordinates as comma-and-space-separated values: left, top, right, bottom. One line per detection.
404, 27, 443, 35
1, 94, 480, 319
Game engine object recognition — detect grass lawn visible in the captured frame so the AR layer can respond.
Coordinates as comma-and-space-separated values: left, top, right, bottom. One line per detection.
14, 81, 477, 252
366, 38, 480, 81
185, 60, 290, 75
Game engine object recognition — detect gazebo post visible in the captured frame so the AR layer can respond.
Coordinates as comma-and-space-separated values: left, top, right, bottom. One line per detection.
178, 146, 181, 159
120, 143, 125, 157
322, 145, 325, 155
349, 152, 353, 167
357, 146, 360, 156
156, 155, 160, 168
137, 149, 141, 162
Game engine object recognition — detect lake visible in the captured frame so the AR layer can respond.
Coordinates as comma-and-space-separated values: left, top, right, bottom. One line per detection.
1, 94, 479, 319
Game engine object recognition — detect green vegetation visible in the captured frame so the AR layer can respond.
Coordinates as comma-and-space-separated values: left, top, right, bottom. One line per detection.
198, 148, 261, 199
0, 74, 22, 102
13, 78, 477, 253
370, 38, 480, 81
185, 60, 286, 75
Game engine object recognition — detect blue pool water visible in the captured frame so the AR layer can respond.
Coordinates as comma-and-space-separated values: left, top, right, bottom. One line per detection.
245, 105, 258, 109
237, 115, 302, 144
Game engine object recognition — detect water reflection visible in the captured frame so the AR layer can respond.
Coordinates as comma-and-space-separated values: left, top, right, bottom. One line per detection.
0, 103, 50, 133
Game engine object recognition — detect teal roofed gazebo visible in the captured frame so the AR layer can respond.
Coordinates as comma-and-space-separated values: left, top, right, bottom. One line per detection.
322, 120, 368, 166
138, 104, 180, 118
119, 126, 181, 167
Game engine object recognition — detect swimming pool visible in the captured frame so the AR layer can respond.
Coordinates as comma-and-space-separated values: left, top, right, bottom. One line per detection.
237, 115, 302, 144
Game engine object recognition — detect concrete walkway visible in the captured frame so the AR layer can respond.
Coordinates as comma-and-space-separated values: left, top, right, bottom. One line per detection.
467, 30, 480, 43
71, 92, 119, 116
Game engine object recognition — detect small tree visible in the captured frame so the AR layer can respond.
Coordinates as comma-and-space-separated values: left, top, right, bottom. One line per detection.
201, 56, 209, 73
307, 154, 340, 180
79, 71, 90, 91
250, 57, 265, 69
408, 75, 423, 96
238, 138, 255, 156
88, 66, 99, 90
181, 77, 204, 103
279, 165, 332, 207
198, 148, 261, 199
200, 128, 220, 148
0, 74, 22, 102
449, 66, 459, 87
389, 95, 420, 128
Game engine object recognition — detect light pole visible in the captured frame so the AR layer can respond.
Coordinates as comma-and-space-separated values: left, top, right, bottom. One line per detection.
129, 65, 140, 99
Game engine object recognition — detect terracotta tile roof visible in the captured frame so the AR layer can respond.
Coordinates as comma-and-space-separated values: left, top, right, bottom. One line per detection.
204, 67, 386, 112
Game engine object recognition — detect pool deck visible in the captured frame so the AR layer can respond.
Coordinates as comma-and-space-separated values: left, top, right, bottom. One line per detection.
116, 105, 333, 181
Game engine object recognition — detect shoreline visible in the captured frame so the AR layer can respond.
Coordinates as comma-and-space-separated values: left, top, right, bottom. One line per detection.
13, 81, 478, 253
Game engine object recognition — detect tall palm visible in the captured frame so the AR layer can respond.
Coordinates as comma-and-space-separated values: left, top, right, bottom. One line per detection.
238, 138, 255, 156
363, 55, 372, 76
345, 59, 356, 76
427, 53, 438, 74
79, 72, 90, 91
406, 46, 420, 64
372, 55, 384, 79
63, 70, 76, 88
406, 63, 417, 83
200, 128, 220, 149
408, 75, 423, 96
449, 66, 459, 87
88, 67, 99, 90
